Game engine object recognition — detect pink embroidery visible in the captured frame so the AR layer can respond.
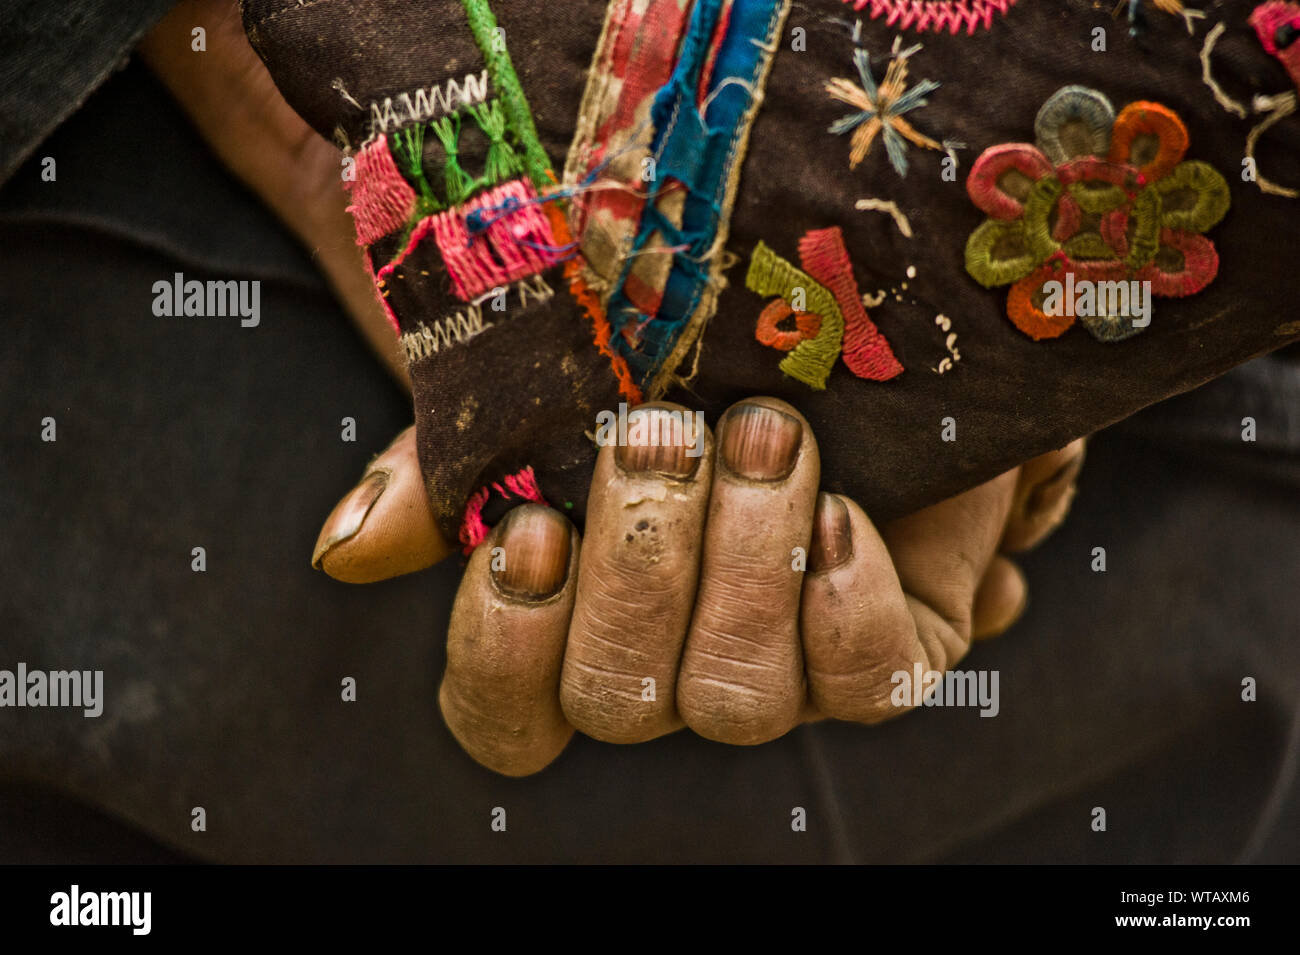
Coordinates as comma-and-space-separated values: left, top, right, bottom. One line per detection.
1252, 2, 1300, 89
458, 465, 549, 553
459, 487, 492, 554
500, 467, 546, 503
838, 0, 1018, 35
798, 227, 903, 382
372, 178, 564, 305
345, 135, 418, 246
434, 179, 565, 301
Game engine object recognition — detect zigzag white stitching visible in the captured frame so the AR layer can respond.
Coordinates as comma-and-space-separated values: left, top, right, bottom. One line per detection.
401, 306, 490, 361
400, 274, 556, 361
368, 71, 491, 139
517, 273, 555, 308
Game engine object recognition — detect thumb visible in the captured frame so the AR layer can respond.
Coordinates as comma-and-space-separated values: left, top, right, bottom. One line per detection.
313, 426, 450, 582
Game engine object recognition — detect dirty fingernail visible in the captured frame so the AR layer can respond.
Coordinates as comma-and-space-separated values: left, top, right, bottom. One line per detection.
615, 406, 700, 479
808, 493, 853, 572
491, 505, 571, 600
312, 470, 388, 568
720, 403, 802, 481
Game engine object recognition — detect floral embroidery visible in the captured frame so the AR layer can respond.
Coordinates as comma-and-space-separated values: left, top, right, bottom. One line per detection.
826, 38, 950, 176
964, 86, 1230, 342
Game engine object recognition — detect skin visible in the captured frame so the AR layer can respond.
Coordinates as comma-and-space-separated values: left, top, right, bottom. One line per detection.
140, 0, 1087, 777
304, 407, 1081, 777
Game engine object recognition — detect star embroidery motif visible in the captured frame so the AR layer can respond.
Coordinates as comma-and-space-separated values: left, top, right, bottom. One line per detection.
826, 40, 945, 177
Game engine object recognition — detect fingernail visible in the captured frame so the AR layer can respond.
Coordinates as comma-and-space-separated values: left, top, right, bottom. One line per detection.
808, 493, 853, 572
312, 470, 388, 568
720, 403, 801, 481
491, 505, 571, 600
615, 407, 700, 479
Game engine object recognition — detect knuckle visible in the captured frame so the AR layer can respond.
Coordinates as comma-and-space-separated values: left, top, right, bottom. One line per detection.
438, 676, 569, 777
805, 611, 922, 723
562, 551, 693, 743
810, 672, 905, 724
559, 655, 674, 744
677, 637, 803, 744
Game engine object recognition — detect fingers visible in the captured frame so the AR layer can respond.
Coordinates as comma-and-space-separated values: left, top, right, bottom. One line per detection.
677, 399, 819, 745
312, 426, 449, 582
799, 494, 929, 724
439, 505, 578, 777
560, 405, 712, 743
971, 555, 1028, 641
879, 470, 1020, 672
1001, 438, 1086, 553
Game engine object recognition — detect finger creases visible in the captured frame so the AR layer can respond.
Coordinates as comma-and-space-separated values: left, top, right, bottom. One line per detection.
561, 403, 713, 744
677, 399, 819, 746
880, 469, 1019, 672
799, 494, 929, 724
439, 504, 578, 777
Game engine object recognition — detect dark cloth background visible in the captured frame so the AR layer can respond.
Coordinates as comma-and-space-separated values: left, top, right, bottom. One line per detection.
0, 0, 178, 184
0, 59, 1297, 863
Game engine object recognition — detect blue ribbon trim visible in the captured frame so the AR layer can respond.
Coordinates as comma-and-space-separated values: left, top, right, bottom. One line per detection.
603, 0, 784, 385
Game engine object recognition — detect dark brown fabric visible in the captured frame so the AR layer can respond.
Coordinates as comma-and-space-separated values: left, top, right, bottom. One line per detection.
0, 0, 178, 185
243, 0, 1300, 540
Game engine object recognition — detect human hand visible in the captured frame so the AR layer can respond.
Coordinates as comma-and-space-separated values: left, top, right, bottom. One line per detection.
314, 399, 1084, 775
140, 1, 1084, 776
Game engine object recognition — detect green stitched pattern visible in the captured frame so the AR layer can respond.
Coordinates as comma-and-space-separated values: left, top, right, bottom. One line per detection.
1067, 180, 1128, 215
1156, 160, 1231, 233
460, 0, 554, 187
1062, 233, 1117, 260
1022, 177, 1064, 261
746, 242, 844, 391
390, 123, 444, 215
469, 99, 525, 185
964, 219, 1039, 288
430, 113, 479, 207
1124, 187, 1163, 269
